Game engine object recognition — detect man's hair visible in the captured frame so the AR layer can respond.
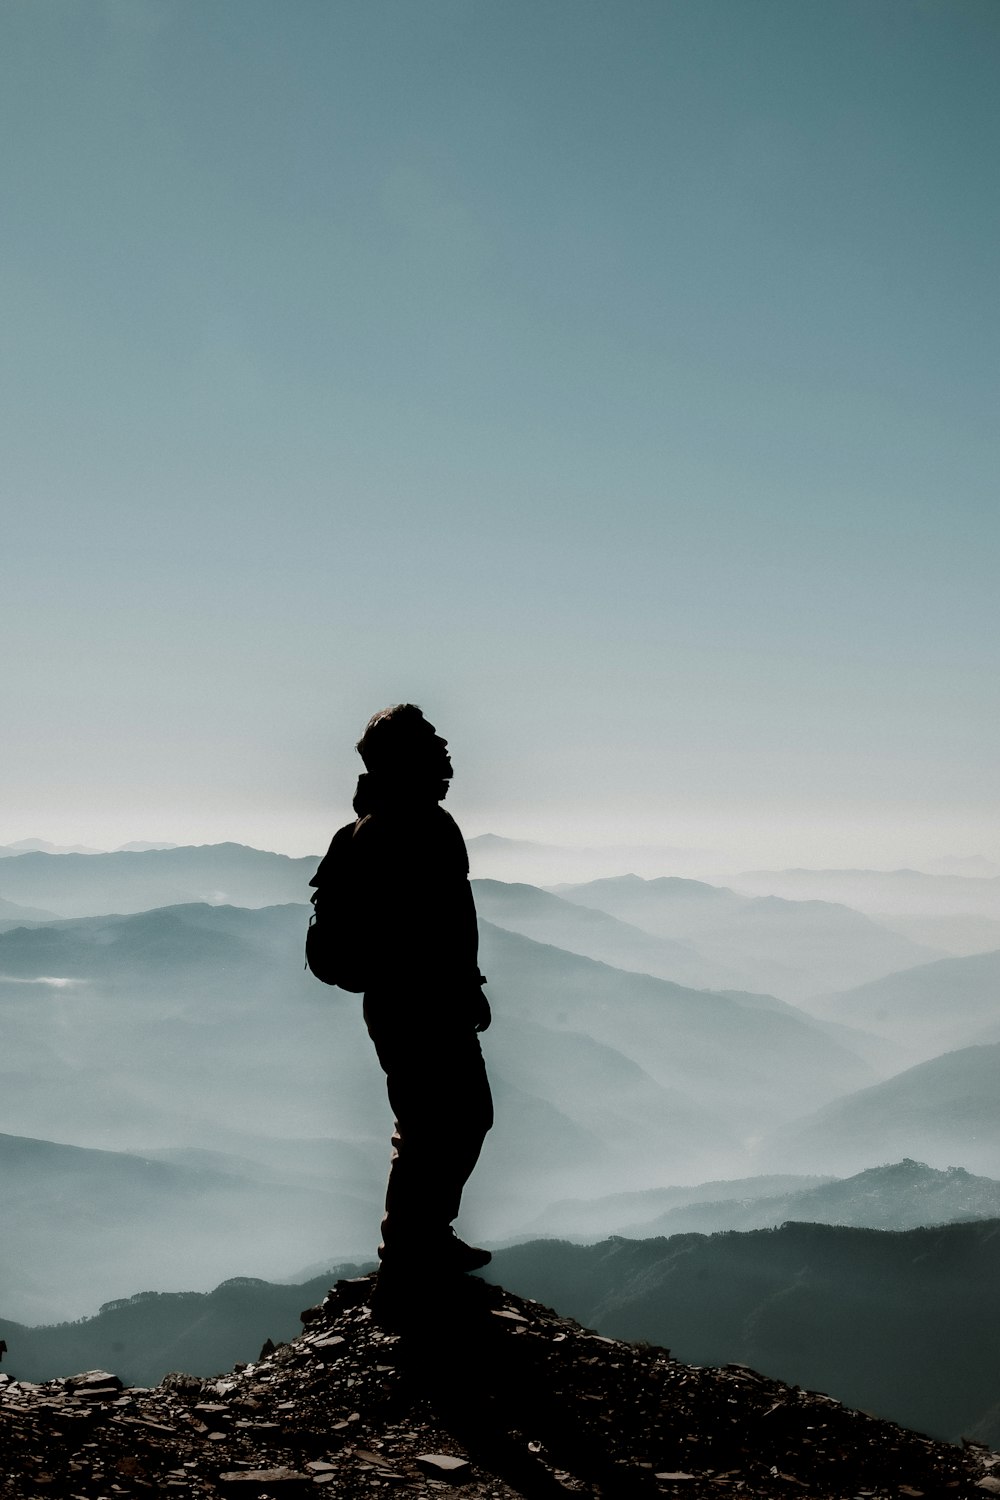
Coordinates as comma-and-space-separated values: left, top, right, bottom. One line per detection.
356, 703, 427, 771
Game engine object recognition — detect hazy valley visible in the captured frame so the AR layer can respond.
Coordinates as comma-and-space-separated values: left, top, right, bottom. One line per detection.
2, 838, 1000, 1447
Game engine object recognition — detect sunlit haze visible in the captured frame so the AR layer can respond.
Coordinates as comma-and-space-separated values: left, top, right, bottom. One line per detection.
3, 0, 997, 872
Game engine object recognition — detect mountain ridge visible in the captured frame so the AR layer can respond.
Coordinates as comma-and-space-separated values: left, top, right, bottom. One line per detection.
810, 947, 1000, 1064
548, 872, 938, 998
615, 1158, 1000, 1238
0, 843, 319, 917
732, 866, 1000, 919
520, 1159, 1000, 1241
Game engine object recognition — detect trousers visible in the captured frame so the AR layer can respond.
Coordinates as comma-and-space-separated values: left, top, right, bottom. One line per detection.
363, 989, 494, 1263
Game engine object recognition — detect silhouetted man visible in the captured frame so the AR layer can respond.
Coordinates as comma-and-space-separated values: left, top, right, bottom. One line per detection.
337, 704, 493, 1293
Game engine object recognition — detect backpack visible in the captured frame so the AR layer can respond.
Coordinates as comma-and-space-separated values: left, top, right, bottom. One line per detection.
305, 820, 367, 992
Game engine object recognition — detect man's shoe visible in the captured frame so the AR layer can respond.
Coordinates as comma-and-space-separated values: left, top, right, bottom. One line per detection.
377, 1232, 492, 1277
441, 1232, 491, 1273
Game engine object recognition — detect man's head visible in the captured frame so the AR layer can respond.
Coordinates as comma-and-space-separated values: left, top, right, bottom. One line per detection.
356, 704, 453, 790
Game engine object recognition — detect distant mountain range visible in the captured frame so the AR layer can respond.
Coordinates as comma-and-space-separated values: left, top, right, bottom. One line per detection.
474, 877, 746, 991
808, 947, 1000, 1064
517, 1172, 831, 1240
0, 894, 55, 925
548, 872, 938, 998
761, 1043, 1000, 1176
0, 844, 960, 1000
0, 895, 891, 1322
477, 920, 874, 1136
0, 843, 318, 916
6, 845, 1000, 1329
873, 910, 1000, 958
733, 866, 1000, 918
467, 832, 718, 884
0, 839, 179, 857
615, 1158, 1000, 1237
0, 839, 104, 857
518, 1159, 1000, 1241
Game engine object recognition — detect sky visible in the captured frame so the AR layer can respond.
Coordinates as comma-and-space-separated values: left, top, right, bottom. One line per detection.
2, 0, 998, 869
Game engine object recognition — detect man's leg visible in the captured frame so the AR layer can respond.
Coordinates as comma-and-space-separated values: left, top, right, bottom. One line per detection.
365, 1002, 492, 1269
381, 1032, 493, 1259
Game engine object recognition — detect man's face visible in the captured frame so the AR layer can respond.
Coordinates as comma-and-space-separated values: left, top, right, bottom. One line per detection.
418, 720, 453, 780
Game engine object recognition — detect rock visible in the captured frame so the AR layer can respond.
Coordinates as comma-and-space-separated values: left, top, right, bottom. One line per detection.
415, 1453, 473, 1479
65, 1370, 123, 1392
218, 1467, 310, 1490
161, 1371, 204, 1396
193, 1402, 232, 1423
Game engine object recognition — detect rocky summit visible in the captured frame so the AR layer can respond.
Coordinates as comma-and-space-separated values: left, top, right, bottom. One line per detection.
1, 1275, 998, 1499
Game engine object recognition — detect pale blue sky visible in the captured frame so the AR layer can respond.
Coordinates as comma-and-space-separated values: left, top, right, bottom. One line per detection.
3, 0, 997, 865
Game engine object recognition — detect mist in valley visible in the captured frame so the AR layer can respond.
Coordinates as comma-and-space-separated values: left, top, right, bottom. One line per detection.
2, 839, 1000, 1341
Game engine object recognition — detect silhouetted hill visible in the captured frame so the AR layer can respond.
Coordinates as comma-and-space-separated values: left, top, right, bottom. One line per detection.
0, 843, 318, 917
552, 873, 937, 998
2, 1273, 997, 1497
811, 948, 1000, 1064
487, 1219, 1000, 1444
0, 1270, 361, 1389
761, 1043, 1000, 1176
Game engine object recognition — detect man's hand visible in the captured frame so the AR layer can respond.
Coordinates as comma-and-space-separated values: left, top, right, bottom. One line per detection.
473, 975, 492, 1033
